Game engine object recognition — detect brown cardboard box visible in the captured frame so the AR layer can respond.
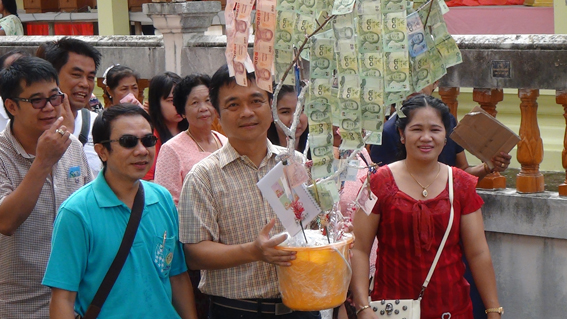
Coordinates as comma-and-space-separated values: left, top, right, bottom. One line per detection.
450, 106, 520, 170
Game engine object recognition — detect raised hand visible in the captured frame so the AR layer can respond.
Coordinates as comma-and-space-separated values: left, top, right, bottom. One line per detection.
252, 218, 296, 266
60, 93, 75, 133
35, 116, 72, 170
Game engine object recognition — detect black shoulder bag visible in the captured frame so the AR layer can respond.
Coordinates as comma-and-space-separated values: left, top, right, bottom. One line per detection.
81, 184, 145, 319
79, 108, 91, 146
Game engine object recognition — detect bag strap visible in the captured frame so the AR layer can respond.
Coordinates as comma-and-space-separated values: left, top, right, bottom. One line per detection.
79, 108, 90, 146
83, 183, 145, 319
417, 165, 454, 300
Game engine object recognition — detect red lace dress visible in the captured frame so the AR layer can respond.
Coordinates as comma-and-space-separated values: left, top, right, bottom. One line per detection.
369, 165, 484, 319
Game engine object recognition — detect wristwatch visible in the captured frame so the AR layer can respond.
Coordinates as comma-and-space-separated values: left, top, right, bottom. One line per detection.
485, 307, 504, 315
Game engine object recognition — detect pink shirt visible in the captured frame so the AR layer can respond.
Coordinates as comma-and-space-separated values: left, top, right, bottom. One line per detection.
154, 131, 227, 206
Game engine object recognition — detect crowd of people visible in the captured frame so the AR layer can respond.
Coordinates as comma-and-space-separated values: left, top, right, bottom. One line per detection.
0, 37, 508, 319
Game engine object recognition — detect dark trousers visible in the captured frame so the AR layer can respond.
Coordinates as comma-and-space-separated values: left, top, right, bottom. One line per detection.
209, 302, 322, 319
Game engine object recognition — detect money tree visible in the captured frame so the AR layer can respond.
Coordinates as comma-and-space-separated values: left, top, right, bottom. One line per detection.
225, 0, 461, 240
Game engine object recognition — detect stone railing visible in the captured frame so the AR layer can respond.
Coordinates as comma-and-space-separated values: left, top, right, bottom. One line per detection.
0, 7, 565, 317
439, 34, 567, 195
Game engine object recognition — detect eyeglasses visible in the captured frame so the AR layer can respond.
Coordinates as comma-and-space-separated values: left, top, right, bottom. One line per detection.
11, 92, 65, 109
100, 134, 158, 149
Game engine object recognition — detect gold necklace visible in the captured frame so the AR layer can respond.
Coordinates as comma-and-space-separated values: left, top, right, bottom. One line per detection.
405, 161, 441, 198
186, 129, 220, 153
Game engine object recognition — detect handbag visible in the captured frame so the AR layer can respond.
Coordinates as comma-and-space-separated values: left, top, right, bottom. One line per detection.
80, 184, 145, 319
369, 165, 454, 319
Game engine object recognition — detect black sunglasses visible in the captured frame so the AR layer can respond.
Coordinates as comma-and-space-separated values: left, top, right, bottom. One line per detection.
100, 134, 158, 149
12, 92, 64, 109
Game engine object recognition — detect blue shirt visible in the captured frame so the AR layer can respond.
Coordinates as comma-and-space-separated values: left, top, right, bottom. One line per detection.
370, 113, 464, 166
42, 172, 187, 319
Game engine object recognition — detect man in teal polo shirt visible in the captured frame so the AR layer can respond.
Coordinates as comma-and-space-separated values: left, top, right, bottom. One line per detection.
43, 104, 197, 318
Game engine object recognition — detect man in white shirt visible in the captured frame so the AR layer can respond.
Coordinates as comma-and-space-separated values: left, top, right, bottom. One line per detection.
44, 37, 103, 175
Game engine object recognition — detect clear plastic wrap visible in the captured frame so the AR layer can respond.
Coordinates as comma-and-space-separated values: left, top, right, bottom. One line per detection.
275, 230, 354, 311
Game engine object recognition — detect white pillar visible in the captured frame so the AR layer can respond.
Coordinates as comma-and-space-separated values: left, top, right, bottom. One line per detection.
143, 1, 221, 75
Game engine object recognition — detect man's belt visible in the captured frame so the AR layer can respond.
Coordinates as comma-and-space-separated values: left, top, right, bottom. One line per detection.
211, 295, 293, 315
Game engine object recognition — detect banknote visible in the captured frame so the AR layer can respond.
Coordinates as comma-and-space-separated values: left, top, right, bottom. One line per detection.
340, 116, 361, 132
310, 78, 334, 100
436, 37, 462, 68
234, 61, 248, 87
362, 108, 384, 132
381, 0, 406, 13
365, 130, 382, 145
309, 122, 334, 135
384, 51, 410, 92
308, 105, 332, 123
356, 15, 382, 53
360, 76, 384, 109
339, 75, 361, 111
332, 13, 355, 40
339, 130, 364, 150
276, 0, 296, 11
437, 0, 450, 15
384, 91, 407, 105
383, 12, 407, 52
257, 0, 277, 13
412, 52, 432, 92
292, 14, 316, 48
407, 12, 427, 57
310, 37, 335, 78
331, 0, 356, 15
431, 22, 452, 45
335, 41, 358, 75
418, 0, 442, 27
274, 10, 296, 50
311, 145, 334, 158
254, 11, 276, 54
253, 51, 274, 92
428, 47, 446, 82
356, 0, 381, 15
358, 52, 384, 77
297, 0, 317, 16
275, 49, 295, 85
236, 2, 255, 21
309, 133, 333, 148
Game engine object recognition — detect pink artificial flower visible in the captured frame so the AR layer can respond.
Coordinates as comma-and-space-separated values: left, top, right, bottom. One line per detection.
290, 199, 305, 221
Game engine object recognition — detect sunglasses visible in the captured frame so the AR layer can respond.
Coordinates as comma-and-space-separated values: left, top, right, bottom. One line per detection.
12, 92, 64, 109
100, 134, 158, 149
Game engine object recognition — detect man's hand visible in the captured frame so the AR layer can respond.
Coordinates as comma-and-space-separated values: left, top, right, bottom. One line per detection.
252, 218, 296, 266
35, 117, 72, 170
490, 152, 512, 173
60, 93, 75, 133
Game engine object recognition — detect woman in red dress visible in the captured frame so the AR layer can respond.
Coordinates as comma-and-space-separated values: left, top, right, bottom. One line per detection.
351, 95, 503, 319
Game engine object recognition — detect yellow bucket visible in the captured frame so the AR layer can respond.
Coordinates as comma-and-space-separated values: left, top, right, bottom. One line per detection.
275, 235, 353, 311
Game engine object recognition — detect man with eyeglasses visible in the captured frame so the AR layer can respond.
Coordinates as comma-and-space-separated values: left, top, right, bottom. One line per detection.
0, 57, 92, 319
43, 104, 197, 319
44, 37, 103, 176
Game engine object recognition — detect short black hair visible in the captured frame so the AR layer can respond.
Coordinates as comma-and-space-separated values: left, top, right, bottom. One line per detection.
44, 37, 102, 73
103, 65, 139, 101
0, 50, 31, 69
92, 104, 154, 167
209, 64, 273, 116
2, 0, 18, 16
0, 57, 59, 123
148, 72, 187, 144
395, 94, 451, 160
173, 73, 211, 116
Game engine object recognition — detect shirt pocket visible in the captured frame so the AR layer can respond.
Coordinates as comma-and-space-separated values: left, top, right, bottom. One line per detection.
152, 234, 176, 279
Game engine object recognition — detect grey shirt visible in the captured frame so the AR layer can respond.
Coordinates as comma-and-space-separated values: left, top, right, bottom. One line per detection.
0, 126, 92, 319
